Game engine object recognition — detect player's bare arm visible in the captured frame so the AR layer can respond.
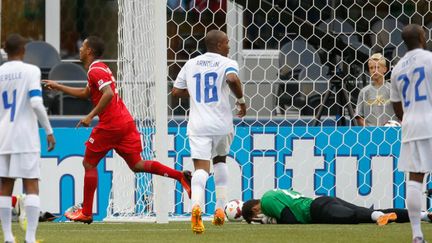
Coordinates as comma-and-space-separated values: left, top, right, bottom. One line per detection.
42, 79, 91, 99
226, 73, 246, 118
76, 85, 114, 127
392, 101, 403, 121
171, 87, 190, 98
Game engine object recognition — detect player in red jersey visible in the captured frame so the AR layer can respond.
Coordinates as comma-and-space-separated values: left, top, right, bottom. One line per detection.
43, 36, 191, 224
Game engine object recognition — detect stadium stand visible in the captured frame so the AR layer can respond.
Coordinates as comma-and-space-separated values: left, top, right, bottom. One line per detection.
48, 62, 87, 81
23, 41, 62, 114
23, 41, 61, 78
277, 39, 328, 114
371, 17, 406, 63
48, 62, 91, 115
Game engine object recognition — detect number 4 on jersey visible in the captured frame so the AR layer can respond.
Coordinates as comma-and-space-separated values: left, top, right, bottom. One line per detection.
2, 90, 16, 122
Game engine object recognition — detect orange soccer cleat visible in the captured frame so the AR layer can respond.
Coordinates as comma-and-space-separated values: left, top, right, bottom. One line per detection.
376, 212, 397, 226
191, 204, 204, 234
65, 208, 93, 224
181, 171, 192, 199
212, 207, 225, 226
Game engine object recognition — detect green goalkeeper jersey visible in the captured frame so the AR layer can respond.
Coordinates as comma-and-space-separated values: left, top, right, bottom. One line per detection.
260, 189, 313, 223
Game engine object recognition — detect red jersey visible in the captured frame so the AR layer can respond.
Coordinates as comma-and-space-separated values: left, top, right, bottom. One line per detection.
87, 61, 134, 129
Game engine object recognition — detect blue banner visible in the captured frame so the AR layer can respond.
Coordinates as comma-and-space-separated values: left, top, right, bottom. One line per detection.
38, 126, 430, 221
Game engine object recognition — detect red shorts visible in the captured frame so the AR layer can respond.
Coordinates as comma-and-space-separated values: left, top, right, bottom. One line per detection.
84, 122, 143, 167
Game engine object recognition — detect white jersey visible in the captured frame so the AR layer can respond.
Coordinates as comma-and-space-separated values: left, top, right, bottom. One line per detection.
174, 52, 239, 135
0, 61, 43, 153
390, 48, 432, 142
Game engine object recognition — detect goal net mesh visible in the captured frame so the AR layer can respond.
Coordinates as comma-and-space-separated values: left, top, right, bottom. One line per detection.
109, 0, 432, 221
106, 0, 158, 221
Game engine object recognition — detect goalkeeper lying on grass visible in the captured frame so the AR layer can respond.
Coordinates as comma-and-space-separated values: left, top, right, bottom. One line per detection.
242, 189, 432, 225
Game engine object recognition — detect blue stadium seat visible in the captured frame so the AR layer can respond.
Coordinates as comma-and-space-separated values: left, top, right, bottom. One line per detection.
48, 62, 91, 115
24, 41, 61, 78
24, 42, 61, 115
48, 62, 87, 84
61, 96, 92, 115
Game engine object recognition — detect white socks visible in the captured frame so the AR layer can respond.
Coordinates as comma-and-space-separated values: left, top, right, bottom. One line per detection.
24, 194, 40, 243
0, 196, 14, 242
191, 169, 209, 209
213, 163, 228, 209
406, 180, 423, 239
191, 163, 228, 211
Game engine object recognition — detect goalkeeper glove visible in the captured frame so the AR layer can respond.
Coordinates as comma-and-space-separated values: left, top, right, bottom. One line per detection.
250, 214, 277, 224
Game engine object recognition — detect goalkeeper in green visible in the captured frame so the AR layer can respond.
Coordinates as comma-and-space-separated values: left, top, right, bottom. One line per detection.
242, 189, 432, 225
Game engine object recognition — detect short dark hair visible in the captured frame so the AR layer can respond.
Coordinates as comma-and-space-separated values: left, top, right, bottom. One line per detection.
4, 34, 27, 56
242, 199, 260, 224
86, 36, 105, 58
402, 24, 424, 50
204, 29, 225, 52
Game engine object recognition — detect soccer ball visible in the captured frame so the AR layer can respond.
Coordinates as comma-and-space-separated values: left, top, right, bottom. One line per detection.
384, 120, 401, 127
65, 203, 82, 214
224, 199, 244, 222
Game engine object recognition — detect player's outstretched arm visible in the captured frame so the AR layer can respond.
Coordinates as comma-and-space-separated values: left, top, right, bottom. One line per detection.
226, 73, 246, 118
42, 79, 90, 99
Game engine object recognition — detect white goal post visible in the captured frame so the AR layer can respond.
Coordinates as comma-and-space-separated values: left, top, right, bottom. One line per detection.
106, 0, 169, 223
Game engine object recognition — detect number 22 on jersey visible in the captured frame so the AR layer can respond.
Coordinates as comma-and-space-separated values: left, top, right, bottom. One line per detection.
398, 66, 427, 107
2, 89, 16, 122
193, 72, 218, 103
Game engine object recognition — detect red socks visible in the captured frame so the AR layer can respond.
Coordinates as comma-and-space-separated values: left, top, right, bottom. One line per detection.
141, 160, 183, 181
82, 168, 98, 216
81, 161, 181, 216
11, 196, 17, 208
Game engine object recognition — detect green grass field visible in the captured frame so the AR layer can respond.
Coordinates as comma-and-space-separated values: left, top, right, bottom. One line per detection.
4, 221, 432, 243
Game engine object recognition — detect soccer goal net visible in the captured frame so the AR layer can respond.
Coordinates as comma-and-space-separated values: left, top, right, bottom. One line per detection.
105, 0, 170, 222
108, 0, 432, 222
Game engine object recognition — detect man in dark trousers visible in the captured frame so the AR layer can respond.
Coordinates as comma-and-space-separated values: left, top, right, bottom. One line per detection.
242, 189, 432, 225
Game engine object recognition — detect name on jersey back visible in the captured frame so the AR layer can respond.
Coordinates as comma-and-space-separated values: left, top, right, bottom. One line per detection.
401, 57, 415, 68
196, 60, 219, 67
0, 72, 22, 82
